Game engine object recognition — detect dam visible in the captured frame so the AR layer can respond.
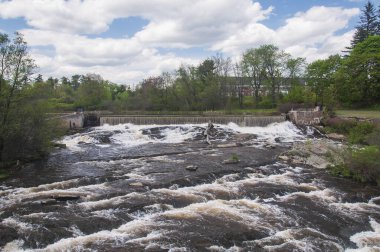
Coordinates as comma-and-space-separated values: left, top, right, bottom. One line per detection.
99, 115, 285, 127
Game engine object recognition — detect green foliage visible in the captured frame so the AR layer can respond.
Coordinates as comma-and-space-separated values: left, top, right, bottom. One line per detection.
348, 122, 375, 144
0, 170, 9, 180
336, 36, 380, 106
0, 32, 62, 166
365, 128, 380, 147
75, 74, 112, 110
306, 54, 342, 106
323, 117, 357, 134
258, 96, 274, 109
231, 153, 239, 162
329, 146, 380, 185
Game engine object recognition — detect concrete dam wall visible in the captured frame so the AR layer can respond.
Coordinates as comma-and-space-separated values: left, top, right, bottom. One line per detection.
100, 115, 285, 127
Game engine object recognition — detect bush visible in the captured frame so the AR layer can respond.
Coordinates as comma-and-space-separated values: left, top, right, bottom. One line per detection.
348, 122, 375, 144
366, 128, 380, 147
329, 146, 380, 185
258, 96, 274, 109
323, 117, 357, 134
350, 146, 380, 185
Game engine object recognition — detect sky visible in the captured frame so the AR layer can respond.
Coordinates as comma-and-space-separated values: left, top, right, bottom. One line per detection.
0, 0, 379, 85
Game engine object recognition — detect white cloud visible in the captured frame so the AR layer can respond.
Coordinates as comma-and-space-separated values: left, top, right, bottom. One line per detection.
276, 6, 359, 47
213, 6, 359, 62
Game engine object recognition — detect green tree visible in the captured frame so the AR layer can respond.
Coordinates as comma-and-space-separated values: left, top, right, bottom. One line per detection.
259, 45, 290, 107
337, 36, 380, 106
349, 1, 379, 49
241, 48, 265, 108
0, 32, 59, 164
306, 54, 342, 106
75, 74, 112, 110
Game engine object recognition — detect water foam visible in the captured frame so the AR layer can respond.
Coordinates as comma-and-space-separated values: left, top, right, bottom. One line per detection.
346, 218, 380, 251
59, 121, 304, 151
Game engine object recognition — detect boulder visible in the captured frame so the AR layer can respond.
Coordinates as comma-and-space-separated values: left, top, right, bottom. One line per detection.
185, 165, 198, 171
129, 182, 144, 187
278, 155, 289, 161
216, 143, 243, 148
326, 133, 346, 141
280, 139, 346, 169
222, 159, 239, 164
51, 195, 81, 201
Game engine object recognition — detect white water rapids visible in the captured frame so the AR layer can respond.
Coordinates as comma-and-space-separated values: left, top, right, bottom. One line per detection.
0, 122, 379, 251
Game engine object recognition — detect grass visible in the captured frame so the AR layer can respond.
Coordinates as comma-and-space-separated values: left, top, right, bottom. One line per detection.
0, 170, 9, 180
335, 110, 380, 119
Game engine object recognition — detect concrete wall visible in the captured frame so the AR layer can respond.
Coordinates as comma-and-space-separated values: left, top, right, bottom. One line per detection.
288, 108, 323, 125
100, 115, 285, 127
58, 113, 85, 129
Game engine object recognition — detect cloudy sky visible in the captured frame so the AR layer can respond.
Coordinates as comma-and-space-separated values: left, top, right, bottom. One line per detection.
0, 0, 378, 85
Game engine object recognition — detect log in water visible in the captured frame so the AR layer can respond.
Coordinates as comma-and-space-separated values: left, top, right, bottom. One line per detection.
0, 122, 379, 251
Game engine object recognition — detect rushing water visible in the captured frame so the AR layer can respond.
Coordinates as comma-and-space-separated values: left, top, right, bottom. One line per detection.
0, 122, 379, 252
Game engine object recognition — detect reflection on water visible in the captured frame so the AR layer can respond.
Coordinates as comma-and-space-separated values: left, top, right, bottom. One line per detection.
0, 122, 379, 251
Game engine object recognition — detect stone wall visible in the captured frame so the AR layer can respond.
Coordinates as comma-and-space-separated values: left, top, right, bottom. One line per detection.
58, 113, 85, 129
288, 108, 323, 125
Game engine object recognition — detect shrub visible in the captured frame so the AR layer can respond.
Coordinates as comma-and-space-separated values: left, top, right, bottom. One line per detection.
366, 128, 380, 147
329, 146, 380, 185
349, 146, 380, 185
323, 117, 357, 134
348, 122, 375, 144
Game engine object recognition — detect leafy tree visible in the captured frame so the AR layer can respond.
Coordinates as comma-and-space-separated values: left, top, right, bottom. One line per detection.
0, 32, 60, 164
241, 48, 265, 108
285, 57, 306, 88
337, 36, 380, 106
306, 54, 342, 106
258, 45, 289, 107
75, 74, 112, 110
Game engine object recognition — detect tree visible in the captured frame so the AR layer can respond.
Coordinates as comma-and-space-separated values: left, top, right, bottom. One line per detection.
349, 1, 378, 49
232, 62, 245, 108
285, 57, 306, 89
258, 45, 289, 107
0, 32, 61, 164
75, 74, 112, 110
337, 36, 380, 106
306, 55, 342, 106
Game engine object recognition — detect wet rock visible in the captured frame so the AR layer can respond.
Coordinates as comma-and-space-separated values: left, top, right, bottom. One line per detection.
281, 139, 346, 169
222, 159, 239, 164
216, 143, 243, 148
51, 195, 81, 201
234, 133, 258, 142
326, 133, 346, 141
129, 182, 144, 187
93, 133, 112, 144
264, 143, 276, 149
186, 165, 198, 171
274, 137, 281, 143
278, 155, 289, 161
53, 143, 66, 149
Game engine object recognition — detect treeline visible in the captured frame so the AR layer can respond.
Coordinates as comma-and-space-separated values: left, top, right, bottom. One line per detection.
36, 36, 379, 113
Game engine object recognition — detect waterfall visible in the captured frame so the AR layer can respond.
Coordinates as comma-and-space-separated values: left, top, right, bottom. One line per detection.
99, 115, 285, 126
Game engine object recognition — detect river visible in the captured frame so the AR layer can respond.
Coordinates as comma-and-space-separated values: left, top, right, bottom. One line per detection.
0, 122, 379, 251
